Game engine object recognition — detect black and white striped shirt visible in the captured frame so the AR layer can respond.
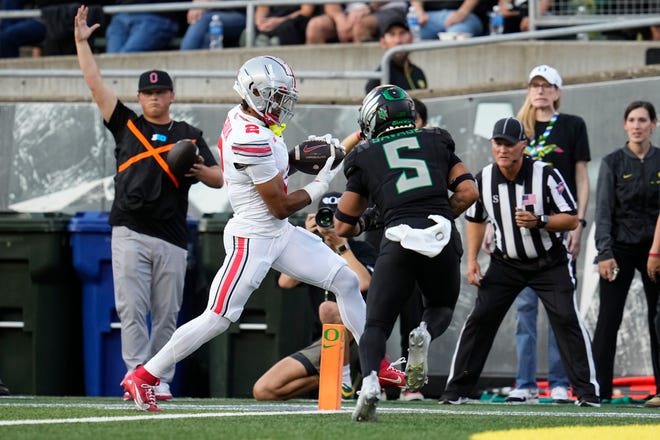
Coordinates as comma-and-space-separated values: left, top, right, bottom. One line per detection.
466, 156, 577, 260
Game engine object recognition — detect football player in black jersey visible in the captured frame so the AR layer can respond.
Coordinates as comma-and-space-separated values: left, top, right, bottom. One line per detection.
334, 85, 478, 421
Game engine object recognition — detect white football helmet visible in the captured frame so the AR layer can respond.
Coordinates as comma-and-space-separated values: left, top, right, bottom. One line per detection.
233, 55, 298, 126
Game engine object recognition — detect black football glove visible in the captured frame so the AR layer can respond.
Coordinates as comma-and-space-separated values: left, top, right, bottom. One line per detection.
359, 206, 382, 232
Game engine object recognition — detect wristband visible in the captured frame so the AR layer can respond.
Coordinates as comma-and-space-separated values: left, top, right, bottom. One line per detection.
335, 207, 359, 225
650, 253, 660, 258
579, 218, 587, 227
337, 244, 349, 255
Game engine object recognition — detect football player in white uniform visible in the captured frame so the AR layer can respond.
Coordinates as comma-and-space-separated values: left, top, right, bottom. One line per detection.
121, 55, 367, 412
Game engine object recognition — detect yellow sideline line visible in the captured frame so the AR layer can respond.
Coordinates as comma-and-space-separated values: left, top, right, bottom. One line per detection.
473, 424, 660, 440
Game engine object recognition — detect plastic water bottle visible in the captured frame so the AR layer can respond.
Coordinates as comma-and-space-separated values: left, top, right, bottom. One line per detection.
406, 6, 421, 42
576, 5, 589, 41
489, 5, 504, 36
208, 14, 224, 49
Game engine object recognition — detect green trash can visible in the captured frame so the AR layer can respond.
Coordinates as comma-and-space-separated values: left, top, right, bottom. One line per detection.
0, 212, 83, 395
198, 213, 317, 397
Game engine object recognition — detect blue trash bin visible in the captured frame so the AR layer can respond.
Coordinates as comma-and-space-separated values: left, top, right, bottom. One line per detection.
68, 212, 199, 397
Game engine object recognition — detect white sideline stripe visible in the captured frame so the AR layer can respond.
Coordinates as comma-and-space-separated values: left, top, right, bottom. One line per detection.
1, 404, 660, 426
0, 410, 325, 426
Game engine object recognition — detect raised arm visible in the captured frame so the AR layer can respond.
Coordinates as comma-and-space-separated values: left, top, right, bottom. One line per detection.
74, 5, 117, 122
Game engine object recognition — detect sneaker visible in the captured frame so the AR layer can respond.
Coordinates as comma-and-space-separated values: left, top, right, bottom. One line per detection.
378, 356, 406, 388
505, 388, 539, 404
400, 389, 424, 401
352, 371, 380, 422
341, 383, 355, 400
644, 394, 660, 408
439, 393, 469, 405
550, 386, 571, 404
575, 395, 601, 407
120, 367, 162, 412
155, 382, 173, 401
405, 322, 431, 392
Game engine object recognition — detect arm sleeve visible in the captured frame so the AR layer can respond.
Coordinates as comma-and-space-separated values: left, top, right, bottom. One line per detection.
595, 157, 616, 261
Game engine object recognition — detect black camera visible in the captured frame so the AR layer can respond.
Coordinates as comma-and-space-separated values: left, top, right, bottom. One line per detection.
315, 207, 335, 229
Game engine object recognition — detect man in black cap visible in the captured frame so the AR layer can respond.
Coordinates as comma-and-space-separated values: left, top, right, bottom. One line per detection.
364, 12, 427, 93
440, 117, 601, 407
74, 5, 223, 401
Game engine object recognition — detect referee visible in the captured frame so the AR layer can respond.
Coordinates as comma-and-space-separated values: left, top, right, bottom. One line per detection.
440, 117, 600, 407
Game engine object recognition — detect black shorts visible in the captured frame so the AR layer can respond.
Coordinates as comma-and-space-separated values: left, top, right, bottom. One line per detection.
289, 338, 359, 377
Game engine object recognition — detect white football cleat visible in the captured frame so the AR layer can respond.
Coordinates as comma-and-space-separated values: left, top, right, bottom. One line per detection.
405, 321, 431, 392
352, 371, 381, 422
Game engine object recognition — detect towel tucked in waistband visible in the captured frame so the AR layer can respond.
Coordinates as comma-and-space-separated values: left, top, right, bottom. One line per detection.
384, 215, 451, 258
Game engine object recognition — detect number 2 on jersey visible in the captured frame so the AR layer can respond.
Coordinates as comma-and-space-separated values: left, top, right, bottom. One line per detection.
383, 137, 432, 194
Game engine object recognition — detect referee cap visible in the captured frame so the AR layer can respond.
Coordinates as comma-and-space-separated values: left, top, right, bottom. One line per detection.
529, 65, 562, 88
492, 117, 526, 144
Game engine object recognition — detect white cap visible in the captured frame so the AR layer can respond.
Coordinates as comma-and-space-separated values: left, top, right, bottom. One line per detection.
528, 65, 562, 88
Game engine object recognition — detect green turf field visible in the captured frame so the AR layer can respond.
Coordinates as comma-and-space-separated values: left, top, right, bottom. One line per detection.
1, 396, 659, 439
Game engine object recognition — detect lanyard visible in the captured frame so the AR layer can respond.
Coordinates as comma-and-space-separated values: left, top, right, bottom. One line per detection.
524, 112, 558, 159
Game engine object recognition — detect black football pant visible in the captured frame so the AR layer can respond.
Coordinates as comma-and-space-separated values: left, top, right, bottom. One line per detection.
592, 241, 660, 400
359, 227, 462, 377
444, 257, 600, 400
363, 227, 425, 367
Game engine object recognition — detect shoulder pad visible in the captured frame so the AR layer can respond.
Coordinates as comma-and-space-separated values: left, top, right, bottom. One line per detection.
426, 127, 456, 152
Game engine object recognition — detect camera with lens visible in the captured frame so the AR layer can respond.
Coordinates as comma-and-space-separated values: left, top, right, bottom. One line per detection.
315, 207, 335, 229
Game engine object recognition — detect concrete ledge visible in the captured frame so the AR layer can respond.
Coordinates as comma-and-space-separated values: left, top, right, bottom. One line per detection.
1, 40, 658, 103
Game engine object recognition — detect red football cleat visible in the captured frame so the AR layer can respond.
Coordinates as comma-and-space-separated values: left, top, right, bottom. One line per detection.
120, 366, 162, 412
378, 356, 407, 388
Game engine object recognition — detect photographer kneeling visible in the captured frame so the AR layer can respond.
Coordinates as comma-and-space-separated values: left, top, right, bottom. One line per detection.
253, 192, 406, 401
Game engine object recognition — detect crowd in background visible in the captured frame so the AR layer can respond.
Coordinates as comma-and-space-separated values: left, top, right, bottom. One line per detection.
2, 0, 659, 58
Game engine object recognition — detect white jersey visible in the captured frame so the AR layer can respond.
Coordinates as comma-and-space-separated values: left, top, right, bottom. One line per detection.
219, 105, 291, 238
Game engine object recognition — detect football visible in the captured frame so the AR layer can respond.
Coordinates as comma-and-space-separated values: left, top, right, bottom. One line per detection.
167, 139, 199, 177
288, 139, 345, 175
